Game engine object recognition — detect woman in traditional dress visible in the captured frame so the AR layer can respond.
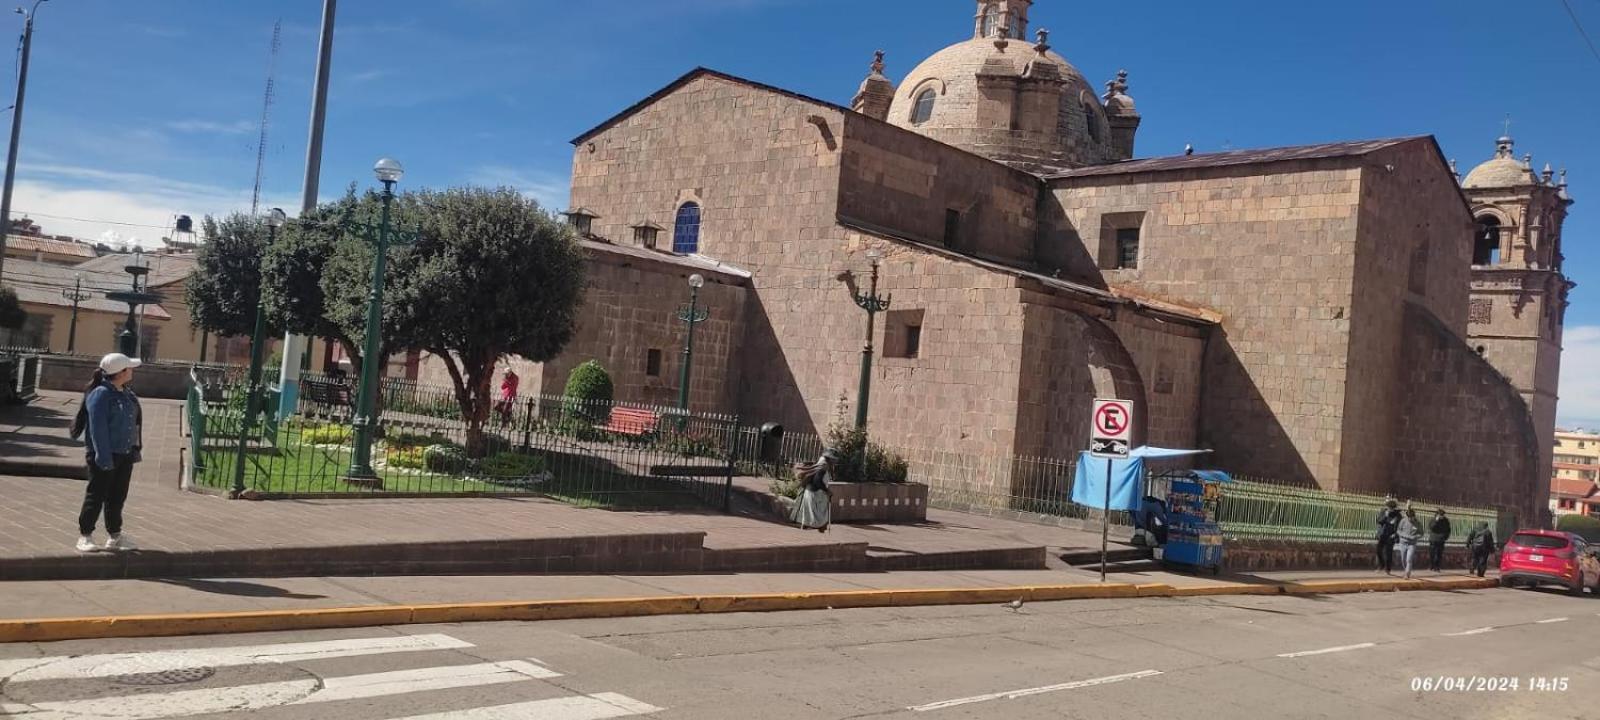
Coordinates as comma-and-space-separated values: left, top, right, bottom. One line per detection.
792, 449, 838, 533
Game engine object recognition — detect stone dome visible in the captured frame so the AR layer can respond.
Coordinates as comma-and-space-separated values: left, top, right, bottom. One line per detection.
887, 37, 1122, 172
1463, 136, 1536, 189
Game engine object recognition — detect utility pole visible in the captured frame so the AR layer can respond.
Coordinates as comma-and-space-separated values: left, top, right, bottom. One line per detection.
278, 0, 337, 420
60, 272, 87, 353
0, 0, 47, 283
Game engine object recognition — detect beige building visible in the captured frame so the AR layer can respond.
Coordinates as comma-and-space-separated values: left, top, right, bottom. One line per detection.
1552, 429, 1599, 517
0, 251, 211, 362
422, 0, 1565, 523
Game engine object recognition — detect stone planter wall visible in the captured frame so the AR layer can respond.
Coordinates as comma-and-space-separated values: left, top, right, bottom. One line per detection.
830, 482, 929, 523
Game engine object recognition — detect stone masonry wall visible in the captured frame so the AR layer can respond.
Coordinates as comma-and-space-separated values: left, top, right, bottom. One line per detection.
1342, 142, 1476, 495
1014, 301, 1146, 459
1049, 159, 1365, 487
1391, 302, 1541, 523
839, 112, 1039, 267
1107, 312, 1205, 449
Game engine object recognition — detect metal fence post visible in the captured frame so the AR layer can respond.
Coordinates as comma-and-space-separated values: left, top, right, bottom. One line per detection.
521, 396, 535, 451
722, 414, 740, 513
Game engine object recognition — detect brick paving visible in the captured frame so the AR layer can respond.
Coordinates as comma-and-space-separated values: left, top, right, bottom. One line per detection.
0, 392, 1112, 579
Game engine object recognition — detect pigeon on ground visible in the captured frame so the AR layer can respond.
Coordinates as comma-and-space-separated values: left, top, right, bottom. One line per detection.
1003, 599, 1025, 613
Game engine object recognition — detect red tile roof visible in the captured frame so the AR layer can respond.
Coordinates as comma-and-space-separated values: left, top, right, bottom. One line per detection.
1550, 477, 1598, 498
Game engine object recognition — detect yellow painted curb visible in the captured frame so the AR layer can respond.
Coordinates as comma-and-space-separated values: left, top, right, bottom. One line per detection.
0, 577, 1503, 644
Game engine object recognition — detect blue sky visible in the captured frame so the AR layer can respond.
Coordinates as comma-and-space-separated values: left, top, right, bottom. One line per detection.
6, 0, 1599, 425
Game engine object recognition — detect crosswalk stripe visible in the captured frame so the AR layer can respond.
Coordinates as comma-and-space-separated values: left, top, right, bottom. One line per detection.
6, 659, 563, 720
0, 633, 473, 682
382, 692, 663, 720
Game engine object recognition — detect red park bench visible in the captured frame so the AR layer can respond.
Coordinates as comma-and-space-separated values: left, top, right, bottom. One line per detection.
600, 407, 660, 438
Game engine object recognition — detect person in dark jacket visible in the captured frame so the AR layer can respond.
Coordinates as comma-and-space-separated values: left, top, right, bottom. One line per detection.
1428, 509, 1452, 572
1375, 498, 1401, 574
1465, 522, 1496, 578
74, 353, 143, 553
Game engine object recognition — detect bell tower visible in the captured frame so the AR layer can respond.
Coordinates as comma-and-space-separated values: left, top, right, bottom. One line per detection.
1459, 131, 1577, 505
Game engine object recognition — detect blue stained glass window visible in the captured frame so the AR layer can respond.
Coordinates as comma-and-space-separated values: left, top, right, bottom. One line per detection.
673, 202, 701, 254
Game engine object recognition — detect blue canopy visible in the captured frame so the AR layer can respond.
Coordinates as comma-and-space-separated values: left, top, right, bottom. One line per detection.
1071, 446, 1212, 511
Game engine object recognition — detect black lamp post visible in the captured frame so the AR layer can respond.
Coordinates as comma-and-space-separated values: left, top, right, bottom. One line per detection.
346, 157, 414, 482
675, 273, 709, 419
852, 249, 890, 429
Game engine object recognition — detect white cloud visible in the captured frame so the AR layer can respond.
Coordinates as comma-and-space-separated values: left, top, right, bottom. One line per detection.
7, 163, 297, 246
467, 165, 570, 212
349, 69, 389, 83
166, 119, 256, 135
1559, 325, 1600, 430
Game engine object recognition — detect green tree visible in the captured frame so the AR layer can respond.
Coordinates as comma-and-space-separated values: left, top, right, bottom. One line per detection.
185, 213, 277, 339
563, 360, 613, 423
260, 187, 367, 372
0, 286, 25, 330
1557, 514, 1600, 543
401, 188, 585, 456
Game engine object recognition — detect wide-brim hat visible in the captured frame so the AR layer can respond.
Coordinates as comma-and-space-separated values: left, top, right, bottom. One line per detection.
821, 448, 841, 462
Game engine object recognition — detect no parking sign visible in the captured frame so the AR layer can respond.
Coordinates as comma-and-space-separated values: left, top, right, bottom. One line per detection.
1090, 398, 1133, 459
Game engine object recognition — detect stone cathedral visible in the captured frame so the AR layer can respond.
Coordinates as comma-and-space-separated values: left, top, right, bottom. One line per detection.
427, 0, 1572, 523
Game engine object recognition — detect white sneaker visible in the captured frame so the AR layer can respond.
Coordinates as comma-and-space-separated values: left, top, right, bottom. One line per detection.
75, 535, 98, 553
104, 534, 136, 552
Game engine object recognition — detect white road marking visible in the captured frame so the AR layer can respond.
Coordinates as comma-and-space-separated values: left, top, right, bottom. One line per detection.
300, 659, 562, 704
0, 633, 473, 682
382, 692, 663, 720
908, 670, 1163, 712
4, 659, 563, 720
1275, 643, 1376, 658
1443, 627, 1495, 636
1536, 617, 1569, 624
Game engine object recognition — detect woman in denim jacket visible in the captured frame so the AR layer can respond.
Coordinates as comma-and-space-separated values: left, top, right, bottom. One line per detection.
74, 353, 143, 553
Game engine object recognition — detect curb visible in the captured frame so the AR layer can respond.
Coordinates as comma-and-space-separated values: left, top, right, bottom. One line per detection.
0, 577, 1499, 644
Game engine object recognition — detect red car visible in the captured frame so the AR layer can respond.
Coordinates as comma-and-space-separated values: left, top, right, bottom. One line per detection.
1498, 530, 1600, 595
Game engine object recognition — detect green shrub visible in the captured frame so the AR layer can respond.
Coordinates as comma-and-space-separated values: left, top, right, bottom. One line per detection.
478, 452, 546, 479
302, 424, 352, 445
562, 360, 613, 423
822, 420, 907, 483
386, 431, 446, 449
424, 443, 469, 473
771, 476, 802, 499
1557, 514, 1600, 543
387, 445, 427, 469
659, 430, 719, 458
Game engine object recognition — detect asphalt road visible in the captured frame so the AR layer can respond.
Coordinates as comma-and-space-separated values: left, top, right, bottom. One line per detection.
0, 586, 1596, 720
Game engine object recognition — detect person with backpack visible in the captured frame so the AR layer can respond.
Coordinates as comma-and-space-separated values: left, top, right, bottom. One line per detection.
1465, 521, 1496, 578
1428, 509, 1452, 572
791, 448, 837, 533
1375, 497, 1401, 574
71, 353, 143, 553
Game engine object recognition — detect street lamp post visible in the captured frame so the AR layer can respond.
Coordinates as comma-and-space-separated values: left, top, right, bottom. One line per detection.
345, 158, 410, 482
675, 273, 709, 420
852, 250, 890, 429
60, 273, 88, 353
232, 208, 285, 497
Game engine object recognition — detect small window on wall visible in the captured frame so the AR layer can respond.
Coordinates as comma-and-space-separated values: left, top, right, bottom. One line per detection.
1474, 216, 1501, 265
1099, 212, 1145, 270
646, 349, 662, 377
884, 309, 925, 359
673, 203, 701, 254
944, 209, 961, 247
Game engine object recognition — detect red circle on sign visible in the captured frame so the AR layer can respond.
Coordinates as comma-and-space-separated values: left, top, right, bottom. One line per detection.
1095, 404, 1128, 434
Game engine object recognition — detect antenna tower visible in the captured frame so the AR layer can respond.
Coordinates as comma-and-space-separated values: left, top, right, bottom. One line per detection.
250, 20, 281, 215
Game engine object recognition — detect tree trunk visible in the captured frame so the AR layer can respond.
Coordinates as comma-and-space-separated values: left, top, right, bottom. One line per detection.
438, 348, 497, 459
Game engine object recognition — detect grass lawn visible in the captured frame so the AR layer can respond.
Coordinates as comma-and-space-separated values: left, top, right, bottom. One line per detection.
196, 424, 713, 509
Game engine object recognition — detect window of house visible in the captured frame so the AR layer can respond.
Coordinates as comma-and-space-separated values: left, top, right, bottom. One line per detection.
633, 225, 660, 249
1473, 216, 1501, 265
1560, 499, 1576, 510
1009, 13, 1024, 39
944, 209, 961, 247
1098, 212, 1145, 270
911, 89, 937, 125
646, 349, 662, 377
673, 203, 701, 254
884, 309, 925, 359
980, 5, 999, 37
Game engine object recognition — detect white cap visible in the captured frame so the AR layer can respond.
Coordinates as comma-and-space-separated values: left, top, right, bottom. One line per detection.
99, 352, 142, 375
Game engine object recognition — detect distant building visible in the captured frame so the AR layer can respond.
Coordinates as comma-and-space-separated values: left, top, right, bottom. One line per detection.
3, 217, 98, 266
1552, 429, 1600, 517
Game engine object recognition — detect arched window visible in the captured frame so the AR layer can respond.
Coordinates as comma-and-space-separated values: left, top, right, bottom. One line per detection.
1473, 216, 1501, 266
910, 89, 937, 125
1010, 13, 1024, 39
673, 202, 701, 254
1083, 102, 1102, 142
980, 5, 999, 37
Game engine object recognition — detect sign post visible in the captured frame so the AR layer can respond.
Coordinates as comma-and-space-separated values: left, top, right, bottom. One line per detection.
1090, 398, 1133, 582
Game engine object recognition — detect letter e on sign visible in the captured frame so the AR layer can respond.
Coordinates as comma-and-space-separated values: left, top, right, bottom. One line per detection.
1090, 398, 1134, 459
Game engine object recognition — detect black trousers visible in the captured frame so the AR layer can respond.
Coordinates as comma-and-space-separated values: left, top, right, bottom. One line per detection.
1470, 549, 1491, 577
78, 454, 134, 536
1428, 540, 1447, 571
1376, 538, 1396, 572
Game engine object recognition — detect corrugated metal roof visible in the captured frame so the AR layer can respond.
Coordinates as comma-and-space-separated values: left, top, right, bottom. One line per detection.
4, 234, 97, 259
1, 257, 173, 319
580, 238, 752, 282
74, 252, 197, 288
1046, 137, 1425, 180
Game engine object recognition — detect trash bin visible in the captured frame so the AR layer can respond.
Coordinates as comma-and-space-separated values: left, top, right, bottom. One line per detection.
758, 422, 785, 464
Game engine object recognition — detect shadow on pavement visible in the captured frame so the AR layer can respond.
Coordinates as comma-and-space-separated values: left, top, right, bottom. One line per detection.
146, 578, 328, 600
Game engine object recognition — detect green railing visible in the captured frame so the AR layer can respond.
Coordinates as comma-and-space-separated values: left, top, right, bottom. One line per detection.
1217, 479, 1505, 544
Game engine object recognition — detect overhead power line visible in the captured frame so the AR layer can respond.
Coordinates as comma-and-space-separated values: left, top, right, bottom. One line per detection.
1562, 0, 1600, 67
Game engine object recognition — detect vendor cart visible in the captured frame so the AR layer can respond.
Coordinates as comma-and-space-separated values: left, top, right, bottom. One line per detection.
1150, 470, 1229, 574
